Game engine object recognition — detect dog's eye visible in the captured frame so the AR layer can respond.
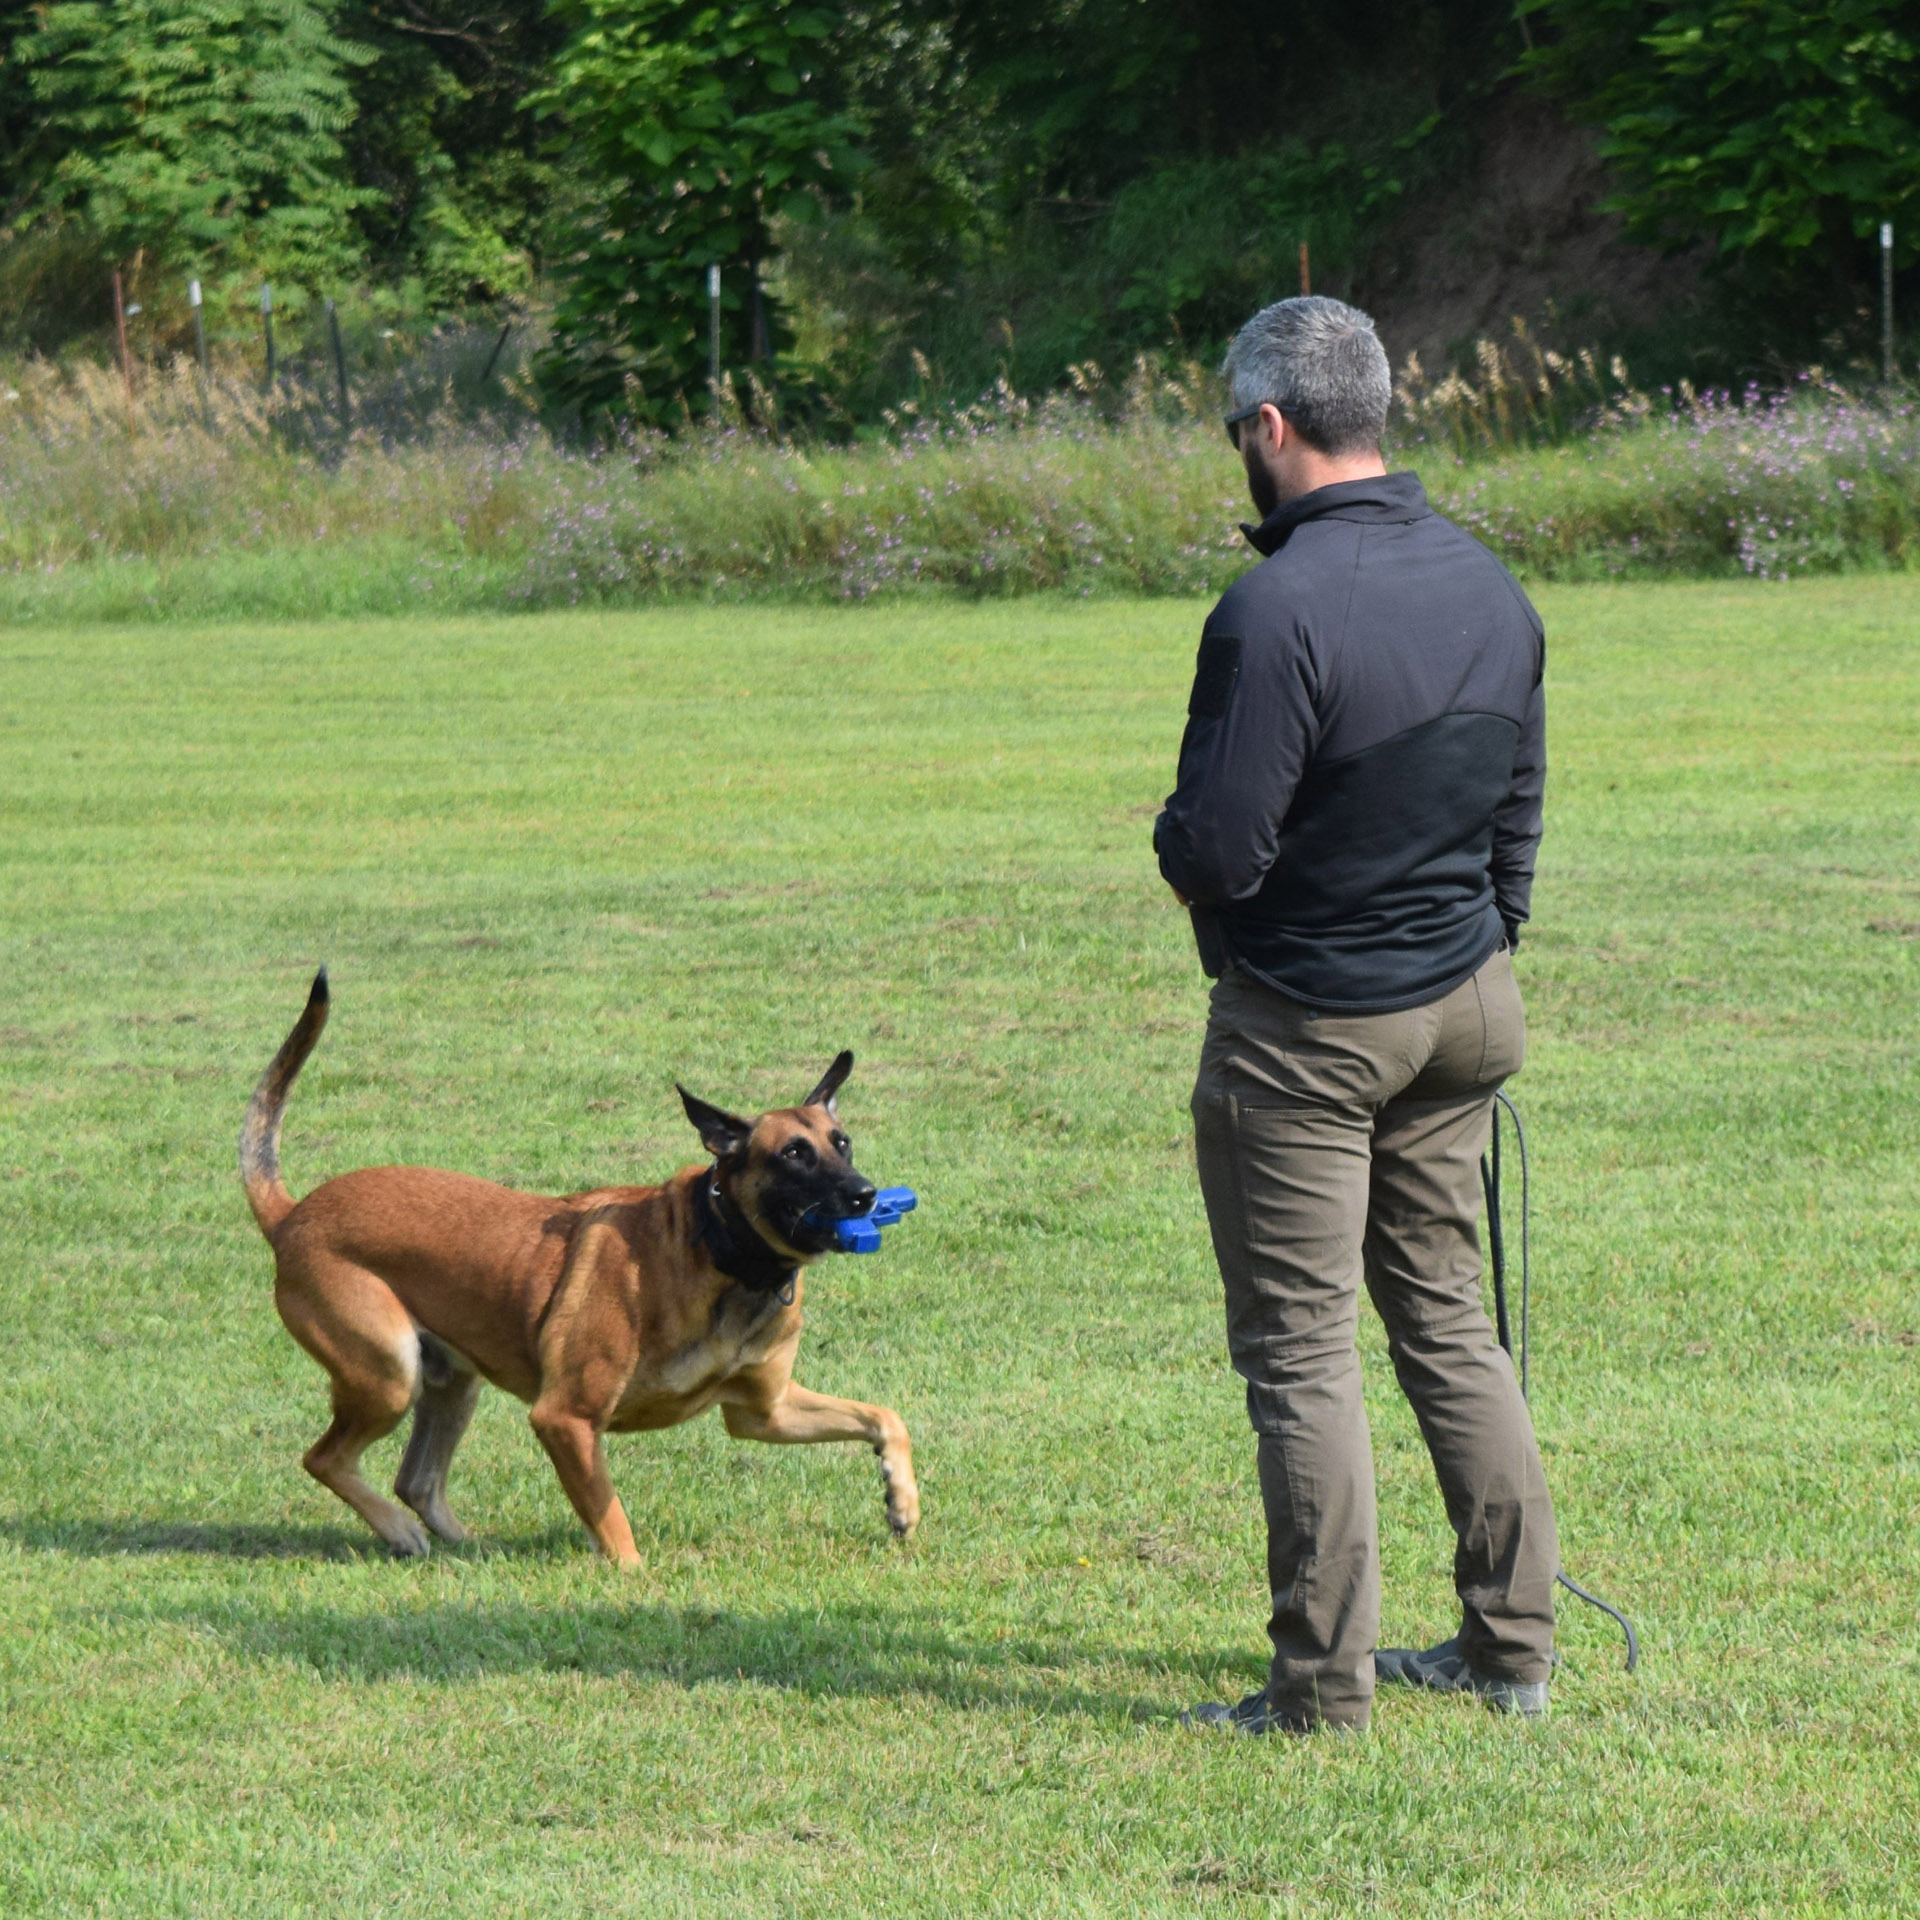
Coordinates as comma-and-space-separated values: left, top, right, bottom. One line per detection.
783, 1140, 813, 1162
830, 1133, 849, 1156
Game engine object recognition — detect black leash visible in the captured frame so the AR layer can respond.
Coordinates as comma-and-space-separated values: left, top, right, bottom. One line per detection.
1482, 1091, 1640, 1673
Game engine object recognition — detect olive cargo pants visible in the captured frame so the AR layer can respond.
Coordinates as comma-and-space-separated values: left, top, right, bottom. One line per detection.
1191, 948, 1558, 1729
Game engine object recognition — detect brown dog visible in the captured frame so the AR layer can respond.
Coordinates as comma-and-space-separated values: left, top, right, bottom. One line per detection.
239, 971, 919, 1563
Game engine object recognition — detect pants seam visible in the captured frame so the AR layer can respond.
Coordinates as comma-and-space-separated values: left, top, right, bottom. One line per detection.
1471, 967, 1491, 1086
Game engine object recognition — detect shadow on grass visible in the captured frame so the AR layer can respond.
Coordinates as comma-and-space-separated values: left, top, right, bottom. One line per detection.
1, 1516, 1263, 1716
0, 1515, 586, 1563
150, 1594, 1244, 1718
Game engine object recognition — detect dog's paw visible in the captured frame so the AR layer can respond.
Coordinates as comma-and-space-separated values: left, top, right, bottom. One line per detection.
885, 1483, 921, 1540
382, 1513, 434, 1558
422, 1507, 471, 1545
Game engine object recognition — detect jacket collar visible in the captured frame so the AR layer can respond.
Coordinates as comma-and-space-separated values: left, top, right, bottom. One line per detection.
1241, 470, 1431, 557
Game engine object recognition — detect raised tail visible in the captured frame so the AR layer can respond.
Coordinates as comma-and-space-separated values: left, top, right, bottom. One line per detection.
240, 968, 330, 1237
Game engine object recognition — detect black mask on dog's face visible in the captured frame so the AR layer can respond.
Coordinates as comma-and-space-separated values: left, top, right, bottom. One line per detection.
677, 1051, 876, 1259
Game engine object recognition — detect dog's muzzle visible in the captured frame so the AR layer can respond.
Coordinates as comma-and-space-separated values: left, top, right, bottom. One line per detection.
793, 1180, 877, 1251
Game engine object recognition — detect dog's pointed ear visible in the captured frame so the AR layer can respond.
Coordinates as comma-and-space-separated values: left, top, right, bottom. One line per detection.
801, 1049, 854, 1115
677, 1084, 753, 1159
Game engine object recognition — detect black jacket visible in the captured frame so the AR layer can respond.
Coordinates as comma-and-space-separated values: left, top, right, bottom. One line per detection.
1153, 471, 1545, 1012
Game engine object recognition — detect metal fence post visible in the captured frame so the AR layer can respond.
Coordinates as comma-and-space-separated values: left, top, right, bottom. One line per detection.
326, 298, 351, 429
1882, 220, 1896, 386
261, 283, 276, 390
480, 321, 513, 386
190, 278, 212, 427
708, 263, 722, 395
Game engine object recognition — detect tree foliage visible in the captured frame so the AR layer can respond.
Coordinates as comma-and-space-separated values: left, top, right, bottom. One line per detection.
3, 0, 1914, 405
1526, 0, 1920, 286
335, 0, 563, 305
18, 0, 374, 284
533, 0, 863, 419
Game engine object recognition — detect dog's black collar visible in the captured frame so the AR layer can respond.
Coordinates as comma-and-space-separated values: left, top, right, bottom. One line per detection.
694, 1171, 800, 1304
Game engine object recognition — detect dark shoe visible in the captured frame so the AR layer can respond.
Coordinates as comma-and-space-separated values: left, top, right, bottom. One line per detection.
1374, 1636, 1548, 1717
1181, 1689, 1318, 1736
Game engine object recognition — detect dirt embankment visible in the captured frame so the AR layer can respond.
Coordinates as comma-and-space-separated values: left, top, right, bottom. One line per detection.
1361, 89, 1701, 370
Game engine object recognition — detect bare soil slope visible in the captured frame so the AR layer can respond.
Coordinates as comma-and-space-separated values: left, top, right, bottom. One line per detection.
1363, 90, 1701, 369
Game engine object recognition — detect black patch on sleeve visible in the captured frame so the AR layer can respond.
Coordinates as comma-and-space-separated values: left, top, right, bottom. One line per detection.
1188, 634, 1243, 718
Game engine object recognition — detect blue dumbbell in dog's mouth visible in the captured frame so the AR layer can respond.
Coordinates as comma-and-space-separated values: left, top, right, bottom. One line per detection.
803, 1186, 918, 1253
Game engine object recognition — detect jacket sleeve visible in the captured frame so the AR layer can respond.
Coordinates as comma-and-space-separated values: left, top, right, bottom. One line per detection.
1490, 634, 1545, 946
1153, 616, 1321, 906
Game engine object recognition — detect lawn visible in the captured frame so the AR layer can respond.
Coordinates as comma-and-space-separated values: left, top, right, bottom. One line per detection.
0, 580, 1916, 1917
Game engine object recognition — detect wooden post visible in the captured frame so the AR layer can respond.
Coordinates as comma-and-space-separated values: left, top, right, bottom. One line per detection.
708, 262, 722, 393
1299, 241, 1311, 297
112, 270, 136, 435
261, 283, 276, 390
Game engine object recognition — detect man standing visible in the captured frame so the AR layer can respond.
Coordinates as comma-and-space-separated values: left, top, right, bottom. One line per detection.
1157, 297, 1558, 1734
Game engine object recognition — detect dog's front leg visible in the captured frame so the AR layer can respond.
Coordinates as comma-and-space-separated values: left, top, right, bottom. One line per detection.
531, 1216, 642, 1568
722, 1383, 920, 1539
528, 1402, 640, 1567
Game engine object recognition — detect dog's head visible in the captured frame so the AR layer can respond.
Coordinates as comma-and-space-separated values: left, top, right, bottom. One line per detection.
677, 1051, 875, 1260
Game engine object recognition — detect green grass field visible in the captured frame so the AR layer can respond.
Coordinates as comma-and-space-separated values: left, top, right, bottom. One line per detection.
2, 581, 1916, 1916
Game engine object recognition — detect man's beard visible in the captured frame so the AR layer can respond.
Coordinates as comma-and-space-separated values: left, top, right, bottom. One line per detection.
1245, 452, 1281, 520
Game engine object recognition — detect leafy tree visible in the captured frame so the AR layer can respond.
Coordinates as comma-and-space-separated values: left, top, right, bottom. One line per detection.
753, 1, 1504, 414
929, 0, 1515, 206
1525, 0, 1920, 292
17, 0, 375, 288
534, 0, 864, 420
336, 0, 567, 305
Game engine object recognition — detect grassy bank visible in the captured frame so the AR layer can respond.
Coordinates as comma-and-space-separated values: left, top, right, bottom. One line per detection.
1, 581, 1916, 1914
3, 358, 1920, 623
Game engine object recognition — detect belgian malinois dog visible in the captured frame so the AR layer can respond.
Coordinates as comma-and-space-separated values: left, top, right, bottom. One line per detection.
239, 972, 919, 1563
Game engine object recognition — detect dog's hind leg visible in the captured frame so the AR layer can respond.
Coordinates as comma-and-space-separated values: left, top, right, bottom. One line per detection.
275, 1259, 431, 1557
722, 1383, 921, 1539
395, 1332, 482, 1544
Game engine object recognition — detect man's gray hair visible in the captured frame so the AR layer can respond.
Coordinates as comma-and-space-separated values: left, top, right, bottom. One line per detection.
1223, 296, 1391, 455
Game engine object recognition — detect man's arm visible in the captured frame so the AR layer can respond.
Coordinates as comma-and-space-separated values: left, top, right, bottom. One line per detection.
1153, 622, 1320, 906
1490, 667, 1545, 948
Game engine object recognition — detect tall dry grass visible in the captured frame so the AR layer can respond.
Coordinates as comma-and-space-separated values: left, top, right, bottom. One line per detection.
2, 333, 1917, 621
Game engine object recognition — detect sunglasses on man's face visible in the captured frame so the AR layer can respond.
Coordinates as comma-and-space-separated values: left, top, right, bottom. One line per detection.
1223, 403, 1263, 448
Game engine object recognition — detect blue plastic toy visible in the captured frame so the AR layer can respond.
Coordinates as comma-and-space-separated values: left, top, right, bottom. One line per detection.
812, 1185, 917, 1254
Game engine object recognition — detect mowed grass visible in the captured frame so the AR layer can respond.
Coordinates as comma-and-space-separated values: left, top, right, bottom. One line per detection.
0, 581, 1916, 1917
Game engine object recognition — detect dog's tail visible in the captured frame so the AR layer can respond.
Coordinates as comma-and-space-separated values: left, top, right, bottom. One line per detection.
239, 968, 330, 1238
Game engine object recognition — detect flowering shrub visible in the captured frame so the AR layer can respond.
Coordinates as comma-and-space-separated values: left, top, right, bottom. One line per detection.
2, 351, 1918, 616
1424, 377, 1920, 583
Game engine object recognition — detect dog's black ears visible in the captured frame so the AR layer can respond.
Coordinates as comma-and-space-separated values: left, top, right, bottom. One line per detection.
801, 1050, 854, 1115
677, 1085, 754, 1159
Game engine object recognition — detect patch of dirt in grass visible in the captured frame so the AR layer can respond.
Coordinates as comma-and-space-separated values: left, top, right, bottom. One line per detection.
1848, 1318, 1918, 1347
1178, 1856, 1301, 1897
1132, 1528, 1201, 1569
